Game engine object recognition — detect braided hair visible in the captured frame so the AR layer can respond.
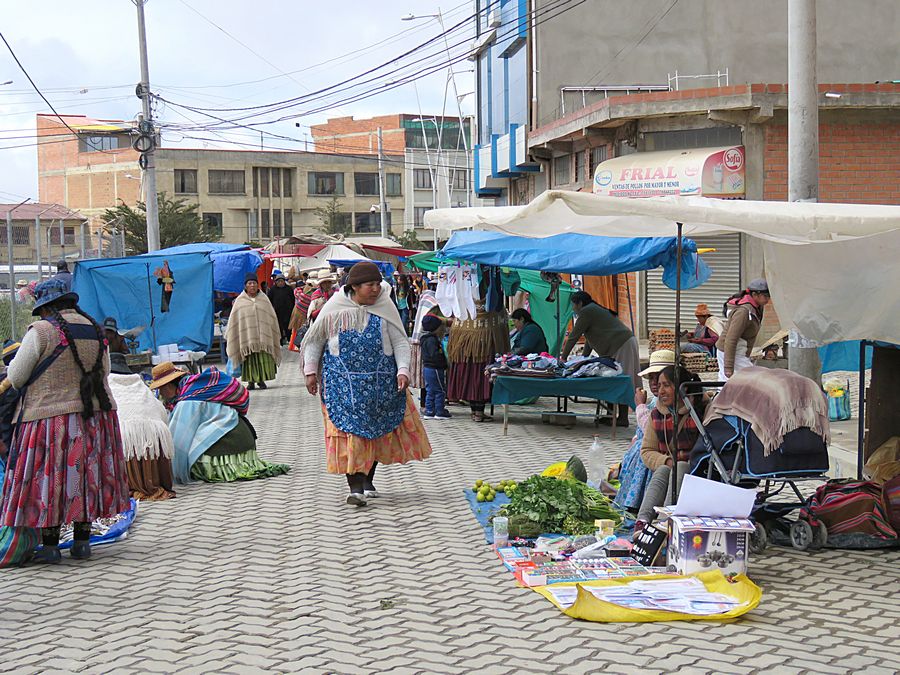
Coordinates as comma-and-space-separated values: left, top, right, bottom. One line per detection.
47, 299, 113, 419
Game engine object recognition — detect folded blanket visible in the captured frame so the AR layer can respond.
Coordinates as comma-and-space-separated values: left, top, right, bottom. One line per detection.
704, 366, 829, 456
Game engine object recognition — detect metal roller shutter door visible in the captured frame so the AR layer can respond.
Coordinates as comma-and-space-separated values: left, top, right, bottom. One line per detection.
645, 234, 741, 332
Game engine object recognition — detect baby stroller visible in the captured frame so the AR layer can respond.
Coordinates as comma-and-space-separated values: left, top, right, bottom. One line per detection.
681, 380, 831, 553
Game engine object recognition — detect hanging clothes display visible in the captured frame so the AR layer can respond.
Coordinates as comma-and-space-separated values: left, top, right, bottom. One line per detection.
436, 264, 480, 321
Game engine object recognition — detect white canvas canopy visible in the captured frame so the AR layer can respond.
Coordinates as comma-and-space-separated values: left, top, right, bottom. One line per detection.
281, 244, 369, 275
424, 192, 900, 344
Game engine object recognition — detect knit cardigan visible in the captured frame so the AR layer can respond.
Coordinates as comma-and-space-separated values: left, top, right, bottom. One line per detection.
225, 291, 282, 366
8, 311, 115, 423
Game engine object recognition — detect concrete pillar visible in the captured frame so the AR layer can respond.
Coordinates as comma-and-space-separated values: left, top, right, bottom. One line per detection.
787, 0, 822, 385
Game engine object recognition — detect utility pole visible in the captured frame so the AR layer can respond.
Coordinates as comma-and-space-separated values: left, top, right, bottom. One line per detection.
377, 126, 388, 238
787, 0, 823, 385
135, 0, 160, 252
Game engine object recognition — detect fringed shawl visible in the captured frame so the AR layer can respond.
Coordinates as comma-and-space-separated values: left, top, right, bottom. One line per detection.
447, 305, 510, 364
108, 373, 175, 461
226, 291, 282, 366
299, 281, 405, 372
704, 366, 830, 455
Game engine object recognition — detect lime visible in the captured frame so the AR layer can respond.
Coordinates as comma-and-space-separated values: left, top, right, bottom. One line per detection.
485, 493, 494, 502
475, 479, 483, 488
476, 493, 485, 503
496, 485, 505, 494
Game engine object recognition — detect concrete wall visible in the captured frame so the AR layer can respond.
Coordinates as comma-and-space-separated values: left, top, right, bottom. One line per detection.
155, 148, 407, 244
535, 0, 900, 126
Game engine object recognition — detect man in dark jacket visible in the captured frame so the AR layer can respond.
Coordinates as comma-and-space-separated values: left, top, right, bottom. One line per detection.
267, 271, 295, 345
420, 315, 451, 420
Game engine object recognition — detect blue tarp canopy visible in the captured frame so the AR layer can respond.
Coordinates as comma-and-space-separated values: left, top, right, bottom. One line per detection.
73, 252, 214, 352
441, 231, 711, 290
147, 243, 262, 294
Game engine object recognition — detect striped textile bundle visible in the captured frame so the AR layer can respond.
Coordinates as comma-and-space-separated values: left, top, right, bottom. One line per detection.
175, 368, 249, 416
803, 479, 898, 540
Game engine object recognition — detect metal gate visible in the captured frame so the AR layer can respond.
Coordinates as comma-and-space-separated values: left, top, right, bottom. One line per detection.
644, 234, 742, 333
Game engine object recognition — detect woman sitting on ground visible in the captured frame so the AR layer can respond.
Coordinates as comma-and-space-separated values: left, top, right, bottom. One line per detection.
634, 365, 708, 531
149, 362, 289, 484
510, 308, 549, 356
611, 349, 674, 515
107, 353, 176, 501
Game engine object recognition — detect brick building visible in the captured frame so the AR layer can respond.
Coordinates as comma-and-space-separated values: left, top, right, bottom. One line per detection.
36, 114, 142, 233
522, 83, 900, 339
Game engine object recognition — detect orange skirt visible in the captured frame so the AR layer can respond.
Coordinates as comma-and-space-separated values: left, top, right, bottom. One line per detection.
322, 392, 433, 474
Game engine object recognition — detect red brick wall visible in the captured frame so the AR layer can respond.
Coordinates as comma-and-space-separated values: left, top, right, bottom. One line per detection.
763, 120, 900, 204
311, 114, 407, 154
616, 272, 638, 335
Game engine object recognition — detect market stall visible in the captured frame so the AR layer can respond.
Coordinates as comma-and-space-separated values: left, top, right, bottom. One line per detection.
149, 243, 262, 294
73, 251, 215, 353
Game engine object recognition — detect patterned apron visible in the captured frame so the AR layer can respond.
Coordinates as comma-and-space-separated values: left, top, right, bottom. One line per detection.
322, 315, 406, 440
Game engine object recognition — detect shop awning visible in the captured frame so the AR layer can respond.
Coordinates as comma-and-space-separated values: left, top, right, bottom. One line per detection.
592, 146, 745, 198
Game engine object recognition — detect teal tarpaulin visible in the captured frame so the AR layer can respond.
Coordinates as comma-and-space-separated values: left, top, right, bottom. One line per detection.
73, 252, 214, 352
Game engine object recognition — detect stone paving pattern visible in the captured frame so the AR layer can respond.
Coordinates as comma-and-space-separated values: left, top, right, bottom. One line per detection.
1, 352, 898, 674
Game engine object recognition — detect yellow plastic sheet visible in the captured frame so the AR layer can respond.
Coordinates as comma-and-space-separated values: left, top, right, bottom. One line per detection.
533, 570, 762, 623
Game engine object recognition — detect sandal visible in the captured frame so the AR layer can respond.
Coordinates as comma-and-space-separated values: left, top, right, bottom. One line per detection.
471, 413, 494, 423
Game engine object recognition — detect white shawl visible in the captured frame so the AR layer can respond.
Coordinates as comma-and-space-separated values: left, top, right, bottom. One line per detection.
299, 281, 406, 371
108, 373, 175, 461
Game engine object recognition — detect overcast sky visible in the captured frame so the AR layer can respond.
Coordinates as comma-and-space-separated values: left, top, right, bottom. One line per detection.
0, 0, 476, 203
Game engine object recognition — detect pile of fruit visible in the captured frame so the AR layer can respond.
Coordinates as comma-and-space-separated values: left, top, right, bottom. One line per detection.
472, 479, 518, 502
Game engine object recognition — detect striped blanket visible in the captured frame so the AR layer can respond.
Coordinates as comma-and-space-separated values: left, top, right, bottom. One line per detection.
175, 368, 249, 416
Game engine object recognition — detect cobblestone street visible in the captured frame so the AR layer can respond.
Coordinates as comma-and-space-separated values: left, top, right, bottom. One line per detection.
1, 351, 898, 674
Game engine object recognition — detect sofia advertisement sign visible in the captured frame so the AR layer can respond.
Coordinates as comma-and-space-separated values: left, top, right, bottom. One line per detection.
593, 145, 745, 198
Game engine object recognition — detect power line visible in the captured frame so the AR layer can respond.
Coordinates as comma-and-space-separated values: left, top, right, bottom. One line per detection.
159, 0, 581, 135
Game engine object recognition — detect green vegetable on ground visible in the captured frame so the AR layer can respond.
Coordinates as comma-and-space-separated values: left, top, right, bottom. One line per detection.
499, 474, 622, 534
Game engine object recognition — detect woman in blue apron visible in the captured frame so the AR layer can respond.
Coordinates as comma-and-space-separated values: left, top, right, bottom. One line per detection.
301, 262, 433, 507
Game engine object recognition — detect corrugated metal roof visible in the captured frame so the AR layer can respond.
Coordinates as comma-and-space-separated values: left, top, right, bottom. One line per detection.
0, 203, 85, 220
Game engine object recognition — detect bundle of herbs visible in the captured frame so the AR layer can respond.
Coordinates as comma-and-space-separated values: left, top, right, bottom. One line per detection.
499, 475, 622, 537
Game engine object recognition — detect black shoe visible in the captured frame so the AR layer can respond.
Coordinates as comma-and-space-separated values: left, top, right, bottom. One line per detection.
70, 541, 92, 560
32, 546, 62, 564
248, 382, 256, 391
258, 382, 267, 390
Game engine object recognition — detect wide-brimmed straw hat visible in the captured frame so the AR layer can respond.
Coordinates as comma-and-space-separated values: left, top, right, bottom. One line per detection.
694, 303, 712, 317
148, 361, 189, 390
638, 349, 676, 377
311, 269, 338, 285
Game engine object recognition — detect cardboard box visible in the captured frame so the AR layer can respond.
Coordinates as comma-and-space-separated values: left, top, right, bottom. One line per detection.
667, 515, 755, 576
666, 475, 757, 576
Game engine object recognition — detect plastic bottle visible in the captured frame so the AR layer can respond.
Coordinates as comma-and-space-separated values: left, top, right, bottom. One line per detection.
587, 434, 607, 489
493, 516, 509, 548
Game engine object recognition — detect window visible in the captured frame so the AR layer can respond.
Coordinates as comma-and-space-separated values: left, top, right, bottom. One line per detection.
283, 210, 293, 236
452, 170, 467, 190
386, 174, 401, 196
0, 226, 31, 245
203, 212, 223, 236
589, 145, 608, 174
261, 209, 270, 239
355, 211, 391, 234
208, 170, 245, 194
282, 169, 292, 197
272, 209, 282, 237
174, 169, 197, 194
258, 168, 269, 197
552, 154, 571, 186
354, 172, 379, 196
247, 212, 258, 240
414, 169, 433, 190
272, 168, 281, 198
78, 135, 121, 152
574, 151, 586, 184
47, 227, 75, 246
414, 207, 432, 227
308, 171, 344, 195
